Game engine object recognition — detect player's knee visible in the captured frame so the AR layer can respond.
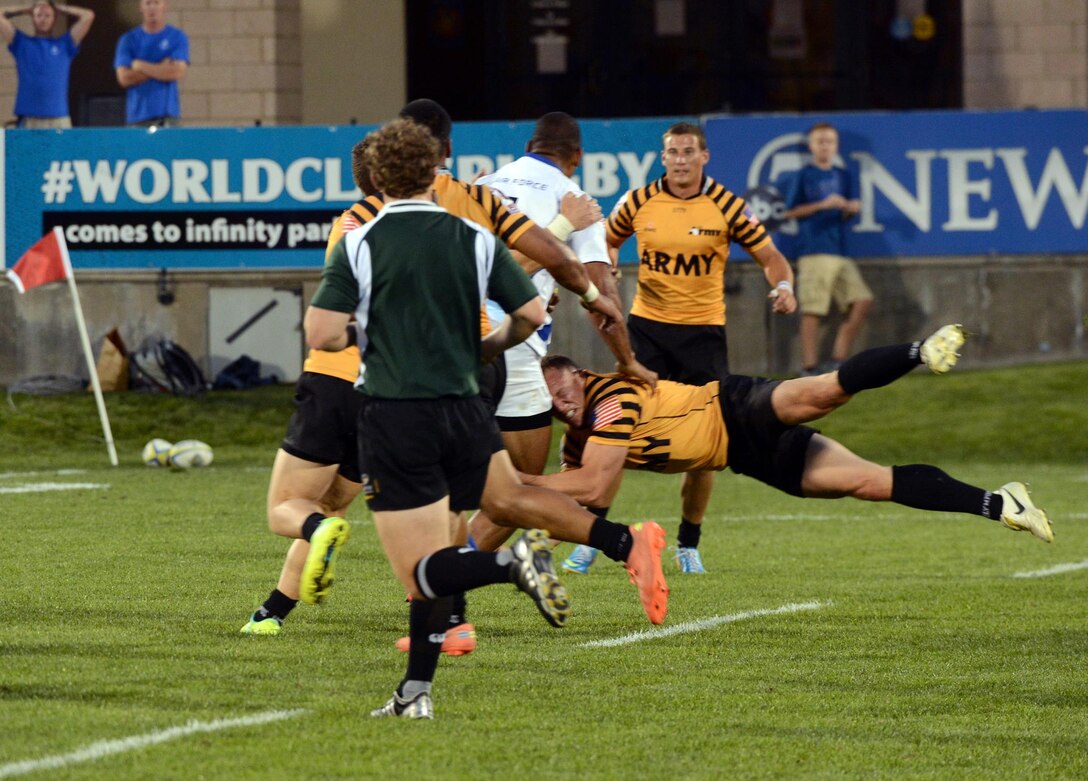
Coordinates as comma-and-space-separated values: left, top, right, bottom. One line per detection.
851, 472, 891, 502
479, 491, 520, 526
812, 381, 849, 415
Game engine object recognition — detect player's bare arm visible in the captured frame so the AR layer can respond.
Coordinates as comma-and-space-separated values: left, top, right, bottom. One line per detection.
750, 242, 797, 315
586, 260, 657, 388
509, 226, 630, 338
521, 441, 627, 508
508, 193, 601, 276
481, 297, 547, 363
557, 192, 602, 233
303, 306, 352, 352
115, 65, 149, 88
783, 193, 849, 220
131, 57, 187, 82
510, 225, 592, 300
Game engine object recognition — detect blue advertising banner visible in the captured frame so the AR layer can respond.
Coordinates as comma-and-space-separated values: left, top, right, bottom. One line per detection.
6, 110, 1081, 270
703, 109, 1088, 259
3, 118, 682, 270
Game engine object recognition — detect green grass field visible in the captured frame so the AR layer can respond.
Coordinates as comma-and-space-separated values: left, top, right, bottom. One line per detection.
2, 363, 1087, 780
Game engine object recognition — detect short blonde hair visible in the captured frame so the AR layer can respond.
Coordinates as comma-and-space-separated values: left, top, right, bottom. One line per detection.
663, 121, 707, 151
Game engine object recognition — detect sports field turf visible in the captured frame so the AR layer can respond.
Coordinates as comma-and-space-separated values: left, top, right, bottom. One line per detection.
2, 362, 1086, 779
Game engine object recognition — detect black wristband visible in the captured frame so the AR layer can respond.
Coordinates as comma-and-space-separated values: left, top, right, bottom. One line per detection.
344, 324, 358, 347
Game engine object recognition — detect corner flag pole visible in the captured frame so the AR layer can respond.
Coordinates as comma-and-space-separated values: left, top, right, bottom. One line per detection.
55, 227, 119, 466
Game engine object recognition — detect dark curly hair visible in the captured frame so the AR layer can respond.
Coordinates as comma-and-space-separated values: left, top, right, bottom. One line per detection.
363, 118, 442, 199
350, 138, 378, 196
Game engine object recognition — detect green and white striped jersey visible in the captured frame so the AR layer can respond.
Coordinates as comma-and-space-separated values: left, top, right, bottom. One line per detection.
311, 200, 537, 399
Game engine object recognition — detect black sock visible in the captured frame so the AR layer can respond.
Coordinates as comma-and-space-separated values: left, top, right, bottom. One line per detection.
677, 518, 701, 549
404, 596, 452, 684
449, 592, 467, 627
415, 546, 513, 599
891, 464, 997, 518
836, 343, 922, 395
589, 517, 633, 562
300, 512, 326, 542
255, 588, 296, 621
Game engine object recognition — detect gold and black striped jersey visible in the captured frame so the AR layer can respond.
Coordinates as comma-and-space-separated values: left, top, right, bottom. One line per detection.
560, 371, 729, 474
303, 173, 539, 380
607, 175, 771, 326
349, 174, 535, 247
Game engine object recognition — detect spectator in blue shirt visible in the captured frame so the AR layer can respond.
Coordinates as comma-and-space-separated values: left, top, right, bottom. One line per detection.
114, 0, 188, 127
1, 1, 95, 128
783, 122, 874, 376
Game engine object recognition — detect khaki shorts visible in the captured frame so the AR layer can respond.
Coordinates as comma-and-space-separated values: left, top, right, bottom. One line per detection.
20, 116, 72, 129
797, 254, 873, 316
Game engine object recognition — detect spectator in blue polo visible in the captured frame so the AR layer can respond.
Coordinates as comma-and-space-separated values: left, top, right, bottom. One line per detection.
1, 1, 95, 128
114, 0, 188, 127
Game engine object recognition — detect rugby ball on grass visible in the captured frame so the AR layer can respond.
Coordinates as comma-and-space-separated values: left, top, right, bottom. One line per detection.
168, 439, 214, 469
142, 438, 174, 467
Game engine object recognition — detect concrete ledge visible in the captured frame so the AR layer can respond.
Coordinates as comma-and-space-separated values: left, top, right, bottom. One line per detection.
2, 255, 1085, 385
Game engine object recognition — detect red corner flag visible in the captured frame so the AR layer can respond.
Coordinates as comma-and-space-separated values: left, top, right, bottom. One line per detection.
5, 229, 69, 293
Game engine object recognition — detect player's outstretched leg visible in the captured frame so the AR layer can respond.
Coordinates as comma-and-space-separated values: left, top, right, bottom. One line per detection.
510, 529, 571, 628
299, 517, 351, 605
806, 439, 1055, 545
995, 482, 1054, 542
835, 323, 966, 396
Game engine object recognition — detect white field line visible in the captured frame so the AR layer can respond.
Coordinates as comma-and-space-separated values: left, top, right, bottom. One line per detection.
0, 709, 308, 779
1011, 560, 1088, 579
0, 469, 87, 480
580, 600, 830, 648
0, 483, 108, 495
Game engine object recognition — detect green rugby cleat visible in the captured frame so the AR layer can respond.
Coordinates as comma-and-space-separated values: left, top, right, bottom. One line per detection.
300, 517, 351, 605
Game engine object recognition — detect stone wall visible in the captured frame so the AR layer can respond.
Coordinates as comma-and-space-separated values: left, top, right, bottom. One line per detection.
0, 0, 367, 128
963, 0, 1088, 108
3, 257, 1085, 387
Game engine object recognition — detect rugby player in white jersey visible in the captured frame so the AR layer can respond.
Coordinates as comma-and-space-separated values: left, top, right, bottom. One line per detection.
468, 112, 658, 559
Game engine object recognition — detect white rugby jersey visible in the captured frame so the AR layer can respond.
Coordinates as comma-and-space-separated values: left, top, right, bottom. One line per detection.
479, 153, 608, 355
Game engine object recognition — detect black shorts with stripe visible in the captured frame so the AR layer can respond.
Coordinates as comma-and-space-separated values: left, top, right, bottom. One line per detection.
281, 372, 364, 483
628, 313, 729, 384
477, 353, 507, 414
719, 374, 817, 497
357, 395, 503, 512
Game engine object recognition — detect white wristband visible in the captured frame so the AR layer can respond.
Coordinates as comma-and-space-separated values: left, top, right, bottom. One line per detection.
580, 281, 600, 304
547, 213, 575, 242
775, 280, 794, 295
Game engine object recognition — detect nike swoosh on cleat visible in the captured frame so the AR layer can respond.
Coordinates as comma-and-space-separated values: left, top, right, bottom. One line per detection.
1009, 494, 1026, 514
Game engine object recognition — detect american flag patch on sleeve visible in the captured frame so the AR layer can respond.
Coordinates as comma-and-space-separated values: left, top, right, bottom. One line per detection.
591, 396, 624, 431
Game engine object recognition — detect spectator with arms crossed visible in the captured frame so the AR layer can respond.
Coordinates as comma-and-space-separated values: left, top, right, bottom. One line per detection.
1, 1, 94, 128
114, 0, 188, 127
